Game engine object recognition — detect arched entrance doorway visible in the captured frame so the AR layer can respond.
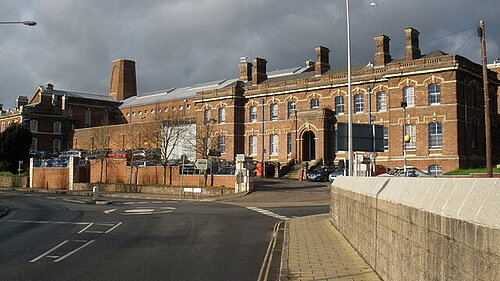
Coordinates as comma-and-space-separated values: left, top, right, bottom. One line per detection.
302, 131, 316, 161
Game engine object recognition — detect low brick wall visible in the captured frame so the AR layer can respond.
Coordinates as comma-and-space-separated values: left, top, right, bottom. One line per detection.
73, 183, 234, 197
31, 168, 69, 189
331, 177, 499, 281
0, 176, 28, 187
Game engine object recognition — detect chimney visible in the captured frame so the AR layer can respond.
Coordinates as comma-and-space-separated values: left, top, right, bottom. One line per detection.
0, 104, 3, 111
46, 83, 54, 91
252, 57, 267, 85
404, 27, 421, 60
62, 95, 68, 110
16, 96, 28, 108
314, 46, 330, 75
305, 60, 315, 68
108, 59, 137, 101
239, 57, 252, 82
374, 35, 391, 67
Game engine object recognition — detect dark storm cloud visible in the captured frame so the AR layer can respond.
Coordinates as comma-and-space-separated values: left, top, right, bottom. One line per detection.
0, 0, 498, 107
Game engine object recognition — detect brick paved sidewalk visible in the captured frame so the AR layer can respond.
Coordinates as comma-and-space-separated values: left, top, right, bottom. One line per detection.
282, 214, 381, 281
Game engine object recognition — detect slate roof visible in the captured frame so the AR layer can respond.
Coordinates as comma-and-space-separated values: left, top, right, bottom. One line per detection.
39, 85, 119, 103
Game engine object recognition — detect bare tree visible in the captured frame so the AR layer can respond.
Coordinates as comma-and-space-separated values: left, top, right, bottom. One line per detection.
89, 126, 111, 183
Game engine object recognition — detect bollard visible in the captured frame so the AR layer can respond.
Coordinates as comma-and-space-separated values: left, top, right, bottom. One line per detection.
93, 185, 99, 201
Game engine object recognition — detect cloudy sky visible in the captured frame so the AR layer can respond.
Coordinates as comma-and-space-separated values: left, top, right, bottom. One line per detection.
0, 0, 498, 108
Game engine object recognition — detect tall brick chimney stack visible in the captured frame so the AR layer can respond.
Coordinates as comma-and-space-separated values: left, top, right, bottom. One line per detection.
239, 57, 252, 82
108, 59, 137, 101
252, 57, 267, 85
404, 27, 421, 60
374, 35, 391, 67
315, 46, 330, 75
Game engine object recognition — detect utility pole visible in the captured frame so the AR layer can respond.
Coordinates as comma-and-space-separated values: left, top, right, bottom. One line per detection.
478, 20, 492, 177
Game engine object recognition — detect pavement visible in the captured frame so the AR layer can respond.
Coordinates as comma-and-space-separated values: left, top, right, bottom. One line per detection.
280, 214, 381, 281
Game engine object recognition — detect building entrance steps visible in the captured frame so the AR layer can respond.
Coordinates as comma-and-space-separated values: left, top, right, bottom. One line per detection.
281, 214, 381, 281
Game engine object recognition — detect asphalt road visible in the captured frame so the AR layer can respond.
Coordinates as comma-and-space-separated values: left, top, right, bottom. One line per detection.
0, 187, 328, 281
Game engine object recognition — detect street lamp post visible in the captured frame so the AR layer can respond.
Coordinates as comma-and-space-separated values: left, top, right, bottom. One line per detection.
345, 0, 353, 176
401, 101, 408, 175
260, 100, 265, 178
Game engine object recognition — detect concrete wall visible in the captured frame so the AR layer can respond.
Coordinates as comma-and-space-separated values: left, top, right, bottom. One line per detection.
73, 183, 234, 197
331, 177, 499, 281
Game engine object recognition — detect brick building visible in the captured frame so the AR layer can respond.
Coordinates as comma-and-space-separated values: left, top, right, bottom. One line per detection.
70, 27, 500, 174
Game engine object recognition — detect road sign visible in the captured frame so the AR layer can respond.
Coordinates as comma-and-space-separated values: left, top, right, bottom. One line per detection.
194, 159, 208, 169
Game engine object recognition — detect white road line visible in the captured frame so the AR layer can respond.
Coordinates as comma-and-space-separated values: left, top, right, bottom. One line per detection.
30, 240, 69, 263
85, 230, 104, 234
6, 220, 90, 225
72, 240, 88, 243
246, 207, 290, 221
103, 208, 117, 214
104, 222, 122, 233
46, 255, 60, 259
54, 240, 95, 263
77, 223, 94, 234
124, 209, 155, 213
62, 198, 86, 204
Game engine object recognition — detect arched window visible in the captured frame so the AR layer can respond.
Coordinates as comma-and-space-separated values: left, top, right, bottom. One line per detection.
217, 136, 226, 154
354, 94, 364, 113
269, 134, 279, 155
428, 122, 442, 149
403, 86, 415, 107
249, 106, 257, 122
428, 83, 441, 105
287, 101, 296, 118
376, 92, 387, 111
204, 109, 211, 124
335, 96, 344, 114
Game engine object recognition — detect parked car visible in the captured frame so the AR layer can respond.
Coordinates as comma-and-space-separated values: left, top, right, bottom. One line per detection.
377, 166, 428, 177
131, 160, 158, 167
58, 150, 88, 158
328, 170, 345, 181
87, 149, 112, 159
307, 166, 336, 182
107, 150, 128, 158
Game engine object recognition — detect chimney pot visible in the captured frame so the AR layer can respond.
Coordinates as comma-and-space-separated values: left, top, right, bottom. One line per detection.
16, 96, 29, 108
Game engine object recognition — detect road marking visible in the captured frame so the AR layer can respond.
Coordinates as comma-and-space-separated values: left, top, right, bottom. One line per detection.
104, 222, 122, 233
54, 240, 95, 263
246, 207, 290, 221
62, 198, 86, 204
46, 196, 57, 199
124, 209, 155, 213
30, 240, 69, 262
77, 223, 94, 233
6, 220, 90, 225
103, 208, 117, 214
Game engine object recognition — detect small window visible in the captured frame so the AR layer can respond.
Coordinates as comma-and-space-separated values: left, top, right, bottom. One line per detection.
53, 139, 61, 152
217, 136, 226, 154
85, 110, 92, 126
335, 96, 344, 114
30, 120, 38, 133
403, 86, 415, 107
249, 106, 257, 122
428, 122, 442, 149
218, 107, 226, 124
30, 138, 38, 152
54, 122, 61, 134
310, 99, 319, 109
249, 136, 257, 155
287, 101, 296, 119
376, 92, 387, 112
204, 109, 211, 124
428, 165, 443, 176
383, 126, 389, 151
270, 134, 279, 155
270, 103, 278, 121
428, 83, 441, 105
354, 94, 364, 113
404, 124, 416, 149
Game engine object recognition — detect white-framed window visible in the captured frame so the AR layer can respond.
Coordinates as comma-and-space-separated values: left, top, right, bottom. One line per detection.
403, 86, 415, 107
204, 109, 211, 124
383, 126, 389, 151
53, 139, 61, 152
287, 101, 296, 119
354, 94, 364, 113
30, 120, 38, 133
404, 124, 416, 149
428, 83, 441, 105
335, 96, 344, 114
217, 136, 226, 154
249, 106, 257, 122
270, 103, 278, 121
53, 121, 61, 134
287, 133, 292, 154
376, 92, 387, 112
85, 110, 92, 126
249, 135, 257, 155
30, 138, 38, 152
428, 165, 443, 176
270, 134, 279, 155
428, 122, 442, 149
218, 107, 226, 124
203, 137, 211, 155
310, 98, 319, 109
